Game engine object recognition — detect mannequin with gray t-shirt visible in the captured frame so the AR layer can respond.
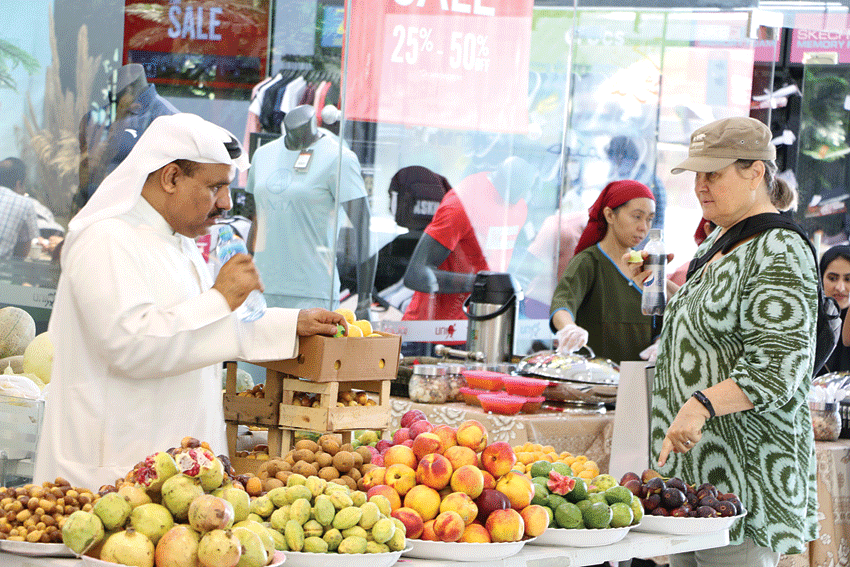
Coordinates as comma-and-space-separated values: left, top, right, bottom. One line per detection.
247, 105, 376, 320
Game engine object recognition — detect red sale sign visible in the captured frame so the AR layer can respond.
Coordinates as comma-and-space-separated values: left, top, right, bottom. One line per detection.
345, 0, 534, 133
123, 0, 269, 91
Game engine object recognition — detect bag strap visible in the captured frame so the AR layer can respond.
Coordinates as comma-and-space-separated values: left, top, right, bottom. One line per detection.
686, 213, 813, 281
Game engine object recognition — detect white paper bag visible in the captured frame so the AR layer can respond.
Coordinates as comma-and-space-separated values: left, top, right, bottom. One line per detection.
609, 360, 652, 480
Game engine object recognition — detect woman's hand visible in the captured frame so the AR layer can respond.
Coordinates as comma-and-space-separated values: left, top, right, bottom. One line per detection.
640, 342, 659, 363
623, 251, 675, 288
657, 397, 711, 467
555, 324, 589, 354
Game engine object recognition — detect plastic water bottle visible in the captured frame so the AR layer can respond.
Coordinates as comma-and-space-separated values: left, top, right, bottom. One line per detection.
216, 225, 266, 322
641, 228, 667, 316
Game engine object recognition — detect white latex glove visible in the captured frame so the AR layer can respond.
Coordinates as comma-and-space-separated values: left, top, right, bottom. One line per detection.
640, 342, 659, 363
555, 324, 589, 355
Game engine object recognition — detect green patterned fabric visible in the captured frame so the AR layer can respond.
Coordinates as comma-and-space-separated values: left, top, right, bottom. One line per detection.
652, 228, 819, 554
549, 244, 652, 363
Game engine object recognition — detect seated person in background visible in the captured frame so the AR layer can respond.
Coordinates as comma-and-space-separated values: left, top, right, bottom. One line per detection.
0, 157, 39, 260
549, 180, 657, 363
821, 245, 850, 374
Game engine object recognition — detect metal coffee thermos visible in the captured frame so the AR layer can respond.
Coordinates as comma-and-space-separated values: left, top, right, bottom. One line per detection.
462, 272, 523, 364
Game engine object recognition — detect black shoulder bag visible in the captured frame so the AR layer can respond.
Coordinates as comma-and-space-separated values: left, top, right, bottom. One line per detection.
685, 212, 840, 377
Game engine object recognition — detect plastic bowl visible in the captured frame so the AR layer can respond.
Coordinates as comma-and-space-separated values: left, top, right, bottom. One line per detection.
502, 375, 549, 397
459, 387, 489, 407
519, 395, 545, 413
478, 393, 525, 415
461, 370, 506, 391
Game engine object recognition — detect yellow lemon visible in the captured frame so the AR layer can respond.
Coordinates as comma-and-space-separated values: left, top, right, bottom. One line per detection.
334, 307, 356, 323
352, 319, 373, 336
367, 333, 383, 337
347, 324, 364, 337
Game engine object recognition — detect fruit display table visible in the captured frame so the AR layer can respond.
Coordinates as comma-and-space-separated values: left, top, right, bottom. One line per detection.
0, 529, 730, 567
779, 438, 850, 567
390, 398, 615, 473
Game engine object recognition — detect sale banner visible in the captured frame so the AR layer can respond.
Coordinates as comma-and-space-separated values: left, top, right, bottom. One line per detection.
123, 0, 270, 91
345, 0, 534, 133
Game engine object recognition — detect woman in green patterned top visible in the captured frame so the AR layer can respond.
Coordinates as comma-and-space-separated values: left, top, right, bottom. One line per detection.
654, 117, 817, 566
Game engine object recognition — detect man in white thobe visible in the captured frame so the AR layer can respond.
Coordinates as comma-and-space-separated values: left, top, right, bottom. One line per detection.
34, 114, 346, 489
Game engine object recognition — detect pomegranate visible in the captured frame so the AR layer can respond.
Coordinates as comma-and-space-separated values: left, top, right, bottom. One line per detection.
118, 484, 153, 509
175, 447, 225, 491
197, 528, 241, 567
130, 502, 174, 545
93, 491, 132, 531
100, 527, 155, 567
162, 474, 205, 521
212, 486, 250, 523
232, 526, 267, 567
61, 510, 105, 555
189, 495, 235, 533
129, 451, 180, 493
155, 524, 201, 567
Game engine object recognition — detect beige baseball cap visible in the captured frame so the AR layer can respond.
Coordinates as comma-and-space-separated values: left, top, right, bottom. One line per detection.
671, 117, 775, 174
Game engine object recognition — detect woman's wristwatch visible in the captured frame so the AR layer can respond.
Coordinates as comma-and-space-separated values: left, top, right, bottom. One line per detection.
692, 390, 716, 419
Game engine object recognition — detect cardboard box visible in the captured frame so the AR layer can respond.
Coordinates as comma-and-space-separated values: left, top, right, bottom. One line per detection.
257, 332, 401, 382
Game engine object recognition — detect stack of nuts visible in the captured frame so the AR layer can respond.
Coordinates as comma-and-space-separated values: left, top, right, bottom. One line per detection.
291, 390, 376, 408
237, 383, 265, 398
0, 478, 100, 543
245, 436, 377, 496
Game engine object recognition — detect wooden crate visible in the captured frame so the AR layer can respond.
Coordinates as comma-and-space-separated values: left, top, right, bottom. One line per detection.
277, 377, 392, 452
224, 332, 400, 469
224, 362, 285, 466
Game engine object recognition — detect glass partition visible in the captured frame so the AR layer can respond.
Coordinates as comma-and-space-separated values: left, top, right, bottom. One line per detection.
3, 0, 842, 363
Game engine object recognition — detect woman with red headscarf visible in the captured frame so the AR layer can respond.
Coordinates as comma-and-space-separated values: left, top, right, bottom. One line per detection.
549, 180, 657, 363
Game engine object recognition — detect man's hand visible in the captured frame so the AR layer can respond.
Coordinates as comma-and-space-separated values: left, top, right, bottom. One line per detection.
213, 254, 263, 312
297, 308, 347, 337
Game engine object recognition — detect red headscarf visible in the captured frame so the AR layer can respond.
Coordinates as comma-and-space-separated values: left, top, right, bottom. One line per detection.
574, 180, 655, 255
694, 217, 710, 246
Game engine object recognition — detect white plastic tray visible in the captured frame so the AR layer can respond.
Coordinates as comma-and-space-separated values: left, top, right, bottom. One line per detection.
632, 511, 746, 535
529, 524, 635, 547
82, 550, 286, 566
283, 547, 407, 567
402, 538, 531, 561
0, 540, 75, 557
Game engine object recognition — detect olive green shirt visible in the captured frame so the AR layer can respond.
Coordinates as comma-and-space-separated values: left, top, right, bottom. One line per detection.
549, 244, 653, 363
652, 228, 818, 554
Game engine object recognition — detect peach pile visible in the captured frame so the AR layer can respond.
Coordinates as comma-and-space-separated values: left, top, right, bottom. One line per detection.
513, 443, 600, 481
363, 410, 549, 544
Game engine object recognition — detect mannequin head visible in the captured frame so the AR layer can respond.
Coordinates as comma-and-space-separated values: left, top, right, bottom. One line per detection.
284, 105, 321, 150
115, 64, 149, 119
488, 156, 539, 205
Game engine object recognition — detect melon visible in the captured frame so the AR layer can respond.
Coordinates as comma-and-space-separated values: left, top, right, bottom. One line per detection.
0, 307, 36, 359
23, 331, 53, 385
